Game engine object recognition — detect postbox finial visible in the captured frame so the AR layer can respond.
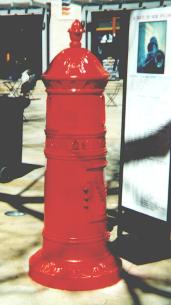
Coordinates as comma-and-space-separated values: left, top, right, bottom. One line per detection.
68, 19, 85, 48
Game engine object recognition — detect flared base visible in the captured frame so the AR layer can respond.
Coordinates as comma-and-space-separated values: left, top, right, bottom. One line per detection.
29, 249, 121, 291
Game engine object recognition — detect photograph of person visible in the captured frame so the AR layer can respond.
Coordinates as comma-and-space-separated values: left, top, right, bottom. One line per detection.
137, 21, 167, 74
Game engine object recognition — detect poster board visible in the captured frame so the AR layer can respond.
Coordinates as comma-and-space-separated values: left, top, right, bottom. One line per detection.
121, 7, 171, 229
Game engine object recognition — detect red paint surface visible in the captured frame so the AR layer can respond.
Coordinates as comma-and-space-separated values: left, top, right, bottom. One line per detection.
29, 19, 120, 290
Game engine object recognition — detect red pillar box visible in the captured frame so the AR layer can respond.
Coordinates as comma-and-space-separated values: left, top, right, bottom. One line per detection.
29, 20, 120, 291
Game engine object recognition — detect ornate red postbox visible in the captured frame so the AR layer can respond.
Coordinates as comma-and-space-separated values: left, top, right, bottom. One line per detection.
29, 20, 120, 290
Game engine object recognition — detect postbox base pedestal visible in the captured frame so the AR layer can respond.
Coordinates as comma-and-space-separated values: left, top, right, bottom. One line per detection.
29, 249, 120, 291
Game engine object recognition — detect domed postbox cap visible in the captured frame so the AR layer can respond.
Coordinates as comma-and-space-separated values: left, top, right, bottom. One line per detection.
43, 20, 109, 82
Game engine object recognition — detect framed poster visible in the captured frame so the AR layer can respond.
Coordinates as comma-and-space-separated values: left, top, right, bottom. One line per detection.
120, 7, 171, 235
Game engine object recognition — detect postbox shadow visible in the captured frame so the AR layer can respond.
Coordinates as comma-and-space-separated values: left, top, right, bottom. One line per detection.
122, 270, 171, 305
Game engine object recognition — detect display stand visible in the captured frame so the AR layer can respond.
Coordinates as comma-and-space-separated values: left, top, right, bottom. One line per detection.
116, 7, 171, 263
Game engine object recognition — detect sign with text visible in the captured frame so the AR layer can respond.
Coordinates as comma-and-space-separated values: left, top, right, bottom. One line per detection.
122, 7, 171, 221
58, 0, 81, 19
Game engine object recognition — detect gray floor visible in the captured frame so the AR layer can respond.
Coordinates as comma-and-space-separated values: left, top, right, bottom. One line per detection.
0, 81, 171, 305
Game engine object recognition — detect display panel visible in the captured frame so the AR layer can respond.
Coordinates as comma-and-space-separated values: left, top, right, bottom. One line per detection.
122, 7, 171, 221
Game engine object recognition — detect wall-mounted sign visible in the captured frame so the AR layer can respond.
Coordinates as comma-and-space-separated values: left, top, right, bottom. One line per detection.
122, 6, 171, 222
62, 0, 71, 16
58, 0, 81, 20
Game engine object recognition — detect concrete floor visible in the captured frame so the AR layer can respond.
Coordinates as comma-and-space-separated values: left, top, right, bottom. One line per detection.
0, 81, 171, 305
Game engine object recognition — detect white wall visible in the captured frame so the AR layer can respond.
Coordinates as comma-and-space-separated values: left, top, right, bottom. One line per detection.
49, 1, 82, 62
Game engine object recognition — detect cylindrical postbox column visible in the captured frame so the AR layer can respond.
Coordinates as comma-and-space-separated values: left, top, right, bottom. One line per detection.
29, 20, 120, 290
